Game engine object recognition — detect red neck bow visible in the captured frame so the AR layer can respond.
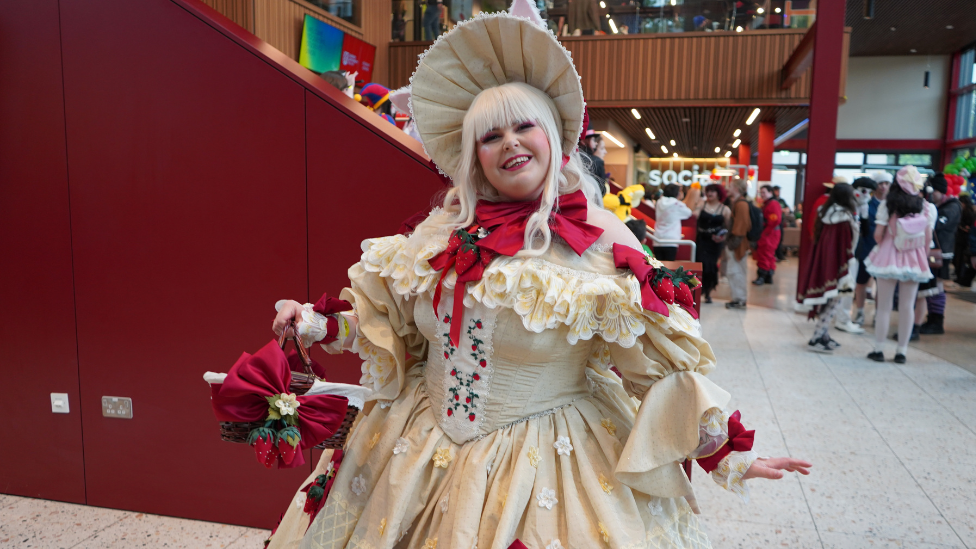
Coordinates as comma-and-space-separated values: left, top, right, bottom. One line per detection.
428, 190, 604, 346
475, 189, 604, 257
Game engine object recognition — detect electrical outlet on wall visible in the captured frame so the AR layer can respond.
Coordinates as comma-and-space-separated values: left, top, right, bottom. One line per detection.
51, 393, 70, 413
101, 396, 133, 419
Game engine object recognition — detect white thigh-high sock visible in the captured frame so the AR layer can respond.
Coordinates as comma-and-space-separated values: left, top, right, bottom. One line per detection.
874, 278, 898, 353
897, 281, 920, 352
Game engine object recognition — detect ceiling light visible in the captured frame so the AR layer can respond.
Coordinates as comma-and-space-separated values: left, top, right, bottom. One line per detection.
670, 139, 676, 146
631, 109, 641, 119
757, 7, 764, 13
645, 128, 656, 139
745, 108, 761, 125
947, 25, 954, 29
600, 1, 606, 7
673, 153, 679, 158
608, 18, 618, 33
724, 151, 732, 158
601, 131, 624, 148
732, 138, 741, 148
661, 145, 669, 154
736, 26, 743, 32
715, 147, 721, 153
606, 13, 610, 18
910, 49, 917, 53
670, 0, 676, 5
890, 26, 896, 31
774, 7, 781, 12
733, 128, 741, 137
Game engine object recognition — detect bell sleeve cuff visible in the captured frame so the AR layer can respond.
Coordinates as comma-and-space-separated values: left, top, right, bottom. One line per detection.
608, 322, 730, 503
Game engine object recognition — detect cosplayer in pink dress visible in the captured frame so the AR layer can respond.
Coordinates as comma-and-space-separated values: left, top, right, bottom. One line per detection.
864, 166, 933, 363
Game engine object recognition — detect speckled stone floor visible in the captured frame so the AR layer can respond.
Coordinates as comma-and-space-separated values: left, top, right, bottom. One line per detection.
2, 258, 975, 548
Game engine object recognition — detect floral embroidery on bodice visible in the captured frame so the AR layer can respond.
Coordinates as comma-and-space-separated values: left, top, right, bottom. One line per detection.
419, 292, 499, 443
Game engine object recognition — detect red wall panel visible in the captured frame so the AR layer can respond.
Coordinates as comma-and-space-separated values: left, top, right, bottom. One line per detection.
58, 0, 314, 527
305, 91, 444, 385
0, 0, 86, 503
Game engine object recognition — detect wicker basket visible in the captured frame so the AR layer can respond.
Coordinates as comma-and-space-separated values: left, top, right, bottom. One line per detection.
216, 325, 359, 451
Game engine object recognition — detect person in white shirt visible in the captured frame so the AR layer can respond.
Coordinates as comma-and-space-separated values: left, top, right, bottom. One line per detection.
653, 184, 693, 260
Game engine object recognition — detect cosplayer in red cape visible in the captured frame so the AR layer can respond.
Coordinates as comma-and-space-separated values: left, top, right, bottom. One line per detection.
752, 185, 782, 286
795, 183, 860, 353
260, 2, 810, 547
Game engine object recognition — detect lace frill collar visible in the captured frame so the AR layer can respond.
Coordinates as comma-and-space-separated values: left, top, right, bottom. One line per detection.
359, 230, 699, 348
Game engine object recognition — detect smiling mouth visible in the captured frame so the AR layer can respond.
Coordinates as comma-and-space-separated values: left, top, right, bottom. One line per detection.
502, 155, 531, 171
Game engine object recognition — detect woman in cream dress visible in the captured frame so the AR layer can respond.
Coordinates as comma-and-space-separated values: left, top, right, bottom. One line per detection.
266, 4, 810, 548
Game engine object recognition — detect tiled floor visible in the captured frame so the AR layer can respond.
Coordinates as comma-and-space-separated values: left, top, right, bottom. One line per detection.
2, 258, 975, 548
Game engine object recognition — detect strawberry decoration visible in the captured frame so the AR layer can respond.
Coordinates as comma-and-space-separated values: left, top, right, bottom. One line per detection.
276, 425, 302, 465
247, 424, 279, 468
669, 267, 700, 319
429, 225, 495, 347
651, 268, 676, 304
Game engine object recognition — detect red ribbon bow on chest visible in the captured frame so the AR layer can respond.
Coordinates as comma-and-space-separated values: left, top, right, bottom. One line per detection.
428, 189, 604, 346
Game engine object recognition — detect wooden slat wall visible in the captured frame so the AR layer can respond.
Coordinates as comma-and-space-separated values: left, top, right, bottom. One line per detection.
389, 41, 429, 89
206, 0, 393, 86
390, 29, 852, 104
198, 0, 254, 32
563, 30, 814, 105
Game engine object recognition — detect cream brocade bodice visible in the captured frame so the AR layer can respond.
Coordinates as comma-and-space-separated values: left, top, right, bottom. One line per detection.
416, 293, 596, 444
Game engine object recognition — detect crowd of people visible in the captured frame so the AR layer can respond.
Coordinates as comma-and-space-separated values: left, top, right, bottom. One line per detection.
316, 64, 973, 367
600, 160, 973, 365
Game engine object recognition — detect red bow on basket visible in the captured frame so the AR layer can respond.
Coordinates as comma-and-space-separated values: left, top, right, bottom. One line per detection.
210, 340, 349, 469
611, 244, 700, 319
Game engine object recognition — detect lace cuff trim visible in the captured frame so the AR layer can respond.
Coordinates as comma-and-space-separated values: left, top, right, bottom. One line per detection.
710, 450, 757, 503
690, 407, 729, 459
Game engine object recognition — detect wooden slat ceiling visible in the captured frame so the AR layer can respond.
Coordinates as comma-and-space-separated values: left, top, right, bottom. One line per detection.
846, 0, 976, 56
592, 106, 808, 158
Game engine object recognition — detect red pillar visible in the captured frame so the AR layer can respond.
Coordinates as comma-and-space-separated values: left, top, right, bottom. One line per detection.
758, 121, 775, 183
798, 0, 846, 286
737, 143, 751, 178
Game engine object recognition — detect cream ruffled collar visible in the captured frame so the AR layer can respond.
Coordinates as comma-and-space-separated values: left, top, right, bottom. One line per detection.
359, 227, 699, 348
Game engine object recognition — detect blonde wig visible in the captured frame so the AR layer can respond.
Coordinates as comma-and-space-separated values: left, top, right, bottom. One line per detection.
433, 82, 599, 257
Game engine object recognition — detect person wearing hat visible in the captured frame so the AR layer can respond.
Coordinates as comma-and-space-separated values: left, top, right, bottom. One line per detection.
852, 172, 891, 326
864, 166, 933, 364
917, 173, 961, 335
830, 176, 877, 334
579, 128, 607, 196
264, 2, 809, 547
355, 83, 396, 125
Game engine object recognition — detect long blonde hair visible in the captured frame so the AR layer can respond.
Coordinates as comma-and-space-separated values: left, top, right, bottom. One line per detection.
430, 82, 598, 257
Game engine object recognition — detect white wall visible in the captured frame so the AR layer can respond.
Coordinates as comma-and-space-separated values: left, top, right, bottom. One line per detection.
836, 56, 949, 140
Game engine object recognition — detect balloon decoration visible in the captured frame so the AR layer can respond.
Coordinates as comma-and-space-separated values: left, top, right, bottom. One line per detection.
943, 152, 975, 197
747, 168, 756, 178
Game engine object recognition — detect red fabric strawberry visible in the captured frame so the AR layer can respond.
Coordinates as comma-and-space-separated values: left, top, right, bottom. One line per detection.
670, 267, 700, 319
455, 243, 479, 275
277, 426, 302, 465
652, 270, 675, 304
248, 427, 279, 468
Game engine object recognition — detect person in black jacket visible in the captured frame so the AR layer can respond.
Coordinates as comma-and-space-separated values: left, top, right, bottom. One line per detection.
580, 129, 607, 196
919, 174, 961, 335
954, 194, 976, 286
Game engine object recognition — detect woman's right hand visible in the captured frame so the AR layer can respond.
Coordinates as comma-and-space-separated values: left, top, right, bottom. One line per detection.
272, 299, 305, 338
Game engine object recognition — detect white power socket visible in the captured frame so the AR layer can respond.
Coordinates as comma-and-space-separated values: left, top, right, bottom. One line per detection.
51, 393, 70, 413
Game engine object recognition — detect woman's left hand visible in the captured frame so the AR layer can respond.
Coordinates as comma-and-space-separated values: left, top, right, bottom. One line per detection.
742, 457, 812, 480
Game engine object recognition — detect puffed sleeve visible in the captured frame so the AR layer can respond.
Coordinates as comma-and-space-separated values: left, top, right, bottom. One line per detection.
606, 309, 731, 502
339, 260, 429, 402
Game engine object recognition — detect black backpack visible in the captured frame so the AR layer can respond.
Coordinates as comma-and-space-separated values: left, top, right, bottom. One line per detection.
742, 199, 764, 242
